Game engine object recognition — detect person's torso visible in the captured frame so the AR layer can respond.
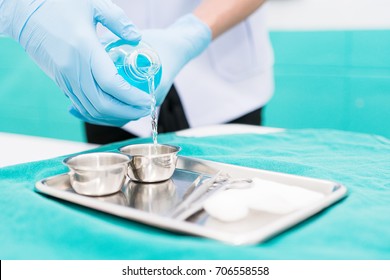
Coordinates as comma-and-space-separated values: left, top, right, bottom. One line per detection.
113, 0, 199, 28
116, 0, 275, 133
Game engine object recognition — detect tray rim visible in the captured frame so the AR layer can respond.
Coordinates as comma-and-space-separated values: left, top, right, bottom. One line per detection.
35, 156, 348, 246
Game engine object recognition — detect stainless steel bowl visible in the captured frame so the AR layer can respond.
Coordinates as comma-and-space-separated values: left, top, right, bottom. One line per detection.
63, 152, 130, 196
119, 143, 181, 183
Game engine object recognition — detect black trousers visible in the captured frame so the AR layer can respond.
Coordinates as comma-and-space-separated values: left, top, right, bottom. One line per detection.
85, 85, 262, 144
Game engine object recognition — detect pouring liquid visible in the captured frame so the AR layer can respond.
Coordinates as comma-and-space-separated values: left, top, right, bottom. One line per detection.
105, 40, 161, 148
148, 76, 158, 146
116, 65, 159, 147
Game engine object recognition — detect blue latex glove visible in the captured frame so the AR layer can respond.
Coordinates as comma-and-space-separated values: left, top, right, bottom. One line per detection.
0, 0, 151, 126
141, 14, 212, 106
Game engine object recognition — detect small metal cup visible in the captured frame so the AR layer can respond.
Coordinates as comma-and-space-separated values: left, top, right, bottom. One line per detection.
119, 143, 181, 183
63, 152, 130, 196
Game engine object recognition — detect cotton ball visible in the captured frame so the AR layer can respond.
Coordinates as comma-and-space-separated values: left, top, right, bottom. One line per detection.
276, 185, 324, 209
244, 186, 297, 214
245, 178, 324, 214
203, 189, 249, 222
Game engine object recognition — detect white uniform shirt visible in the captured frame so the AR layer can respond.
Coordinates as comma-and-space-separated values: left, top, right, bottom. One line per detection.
115, 0, 274, 136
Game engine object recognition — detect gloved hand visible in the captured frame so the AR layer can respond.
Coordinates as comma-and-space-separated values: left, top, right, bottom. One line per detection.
141, 14, 212, 106
0, 0, 151, 126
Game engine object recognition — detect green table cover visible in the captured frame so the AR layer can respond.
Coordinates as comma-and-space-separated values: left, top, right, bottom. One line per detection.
1, 129, 389, 259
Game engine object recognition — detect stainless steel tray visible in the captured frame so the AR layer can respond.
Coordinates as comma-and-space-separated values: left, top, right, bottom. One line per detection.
35, 156, 347, 245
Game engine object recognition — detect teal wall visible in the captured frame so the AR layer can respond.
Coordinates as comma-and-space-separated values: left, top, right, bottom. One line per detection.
0, 38, 85, 141
0, 30, 389, 141
264, 30, 390, 138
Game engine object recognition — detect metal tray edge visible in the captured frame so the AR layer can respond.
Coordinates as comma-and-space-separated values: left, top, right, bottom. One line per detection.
34, 156, 348, 246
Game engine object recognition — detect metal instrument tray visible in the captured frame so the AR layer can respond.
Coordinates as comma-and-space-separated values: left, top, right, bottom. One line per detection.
35, 156, 347, 245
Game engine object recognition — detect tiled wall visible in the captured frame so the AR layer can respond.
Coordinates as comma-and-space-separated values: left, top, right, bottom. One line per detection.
264, 30, 390, 138
0, 38, 85, 141
1, 29, 389, 141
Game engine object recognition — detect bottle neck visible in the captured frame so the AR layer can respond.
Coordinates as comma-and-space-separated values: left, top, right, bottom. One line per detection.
124, 49, 161, 81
